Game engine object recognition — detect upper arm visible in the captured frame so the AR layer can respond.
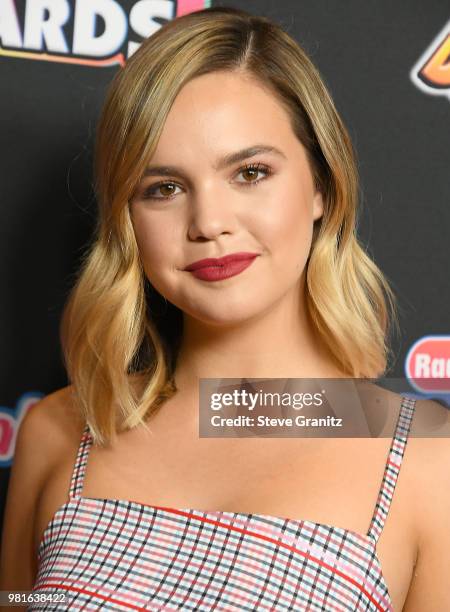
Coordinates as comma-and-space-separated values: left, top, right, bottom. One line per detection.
0, 389, 73, 591
402, 400, 450, 611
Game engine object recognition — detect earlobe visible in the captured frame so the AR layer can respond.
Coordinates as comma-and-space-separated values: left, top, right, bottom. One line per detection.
313, 190, 324, 221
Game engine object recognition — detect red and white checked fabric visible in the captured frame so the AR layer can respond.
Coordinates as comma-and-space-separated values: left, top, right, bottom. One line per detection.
31, 395, 416, 611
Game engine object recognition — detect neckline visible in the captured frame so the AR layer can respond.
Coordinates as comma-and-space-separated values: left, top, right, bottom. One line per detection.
37, 494, 393, 609
72, 394, 416, 539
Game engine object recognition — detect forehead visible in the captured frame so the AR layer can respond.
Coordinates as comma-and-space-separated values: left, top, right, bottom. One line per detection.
151, 71, 297, 159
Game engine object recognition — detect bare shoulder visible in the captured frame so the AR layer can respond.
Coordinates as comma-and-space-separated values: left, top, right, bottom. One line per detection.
407, 396, 450, 492
23, 385, 85, 453
12, 385, 86, 477
372, 389, 450, 483
401, 397, 450, 610
406, 397, 450, 476
406, 396, 450, 488
0, 385, 85, 591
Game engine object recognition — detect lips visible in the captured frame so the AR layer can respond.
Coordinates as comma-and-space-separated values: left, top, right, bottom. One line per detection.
184, 252, 259, 271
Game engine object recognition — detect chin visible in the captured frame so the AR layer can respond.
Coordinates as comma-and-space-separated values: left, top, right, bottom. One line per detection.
182, 303, 265, 328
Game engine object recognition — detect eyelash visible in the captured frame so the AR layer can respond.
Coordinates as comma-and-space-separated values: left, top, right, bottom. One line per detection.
141, 162, 273, 201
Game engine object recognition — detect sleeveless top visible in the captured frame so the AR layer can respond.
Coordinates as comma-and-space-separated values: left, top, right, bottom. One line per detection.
30, 395, 416, 611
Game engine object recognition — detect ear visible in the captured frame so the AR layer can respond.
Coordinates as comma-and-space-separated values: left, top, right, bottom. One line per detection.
312, 189, 324, 221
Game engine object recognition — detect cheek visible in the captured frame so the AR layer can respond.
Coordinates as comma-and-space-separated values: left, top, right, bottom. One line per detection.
255, 181, 314, 261
132, 210, 178, 272
130, 212, 186, 299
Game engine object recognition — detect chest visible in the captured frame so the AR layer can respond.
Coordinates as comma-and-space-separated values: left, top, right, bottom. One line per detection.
36, 432, 417, 609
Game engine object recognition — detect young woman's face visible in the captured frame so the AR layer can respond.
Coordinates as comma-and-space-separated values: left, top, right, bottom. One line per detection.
130, 70, 324, 326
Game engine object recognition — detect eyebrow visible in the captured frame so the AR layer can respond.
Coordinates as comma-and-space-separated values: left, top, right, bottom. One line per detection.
142, 144, 287, 178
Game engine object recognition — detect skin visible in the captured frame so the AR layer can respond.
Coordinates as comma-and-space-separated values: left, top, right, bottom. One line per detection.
130, 69, 345, 404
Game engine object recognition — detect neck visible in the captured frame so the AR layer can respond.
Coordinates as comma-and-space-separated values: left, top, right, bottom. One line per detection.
173, 284, 346, 392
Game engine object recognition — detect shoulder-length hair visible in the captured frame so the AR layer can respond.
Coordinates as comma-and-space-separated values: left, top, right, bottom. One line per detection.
61, 7, 400, 446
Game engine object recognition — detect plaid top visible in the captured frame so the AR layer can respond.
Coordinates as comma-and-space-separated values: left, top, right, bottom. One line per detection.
31, 395, 416, 611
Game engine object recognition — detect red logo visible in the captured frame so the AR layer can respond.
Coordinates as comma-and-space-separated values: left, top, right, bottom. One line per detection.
405, 335, 450, 393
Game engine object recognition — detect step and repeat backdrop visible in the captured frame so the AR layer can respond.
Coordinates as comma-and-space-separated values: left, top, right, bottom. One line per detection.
0, 1, 449, 526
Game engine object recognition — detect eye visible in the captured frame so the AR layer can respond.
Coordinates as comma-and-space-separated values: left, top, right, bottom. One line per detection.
141, 181, 182, 200
235, 162, 272, 186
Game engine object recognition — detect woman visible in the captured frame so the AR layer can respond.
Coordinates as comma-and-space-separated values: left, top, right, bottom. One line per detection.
1, 7, 449, 611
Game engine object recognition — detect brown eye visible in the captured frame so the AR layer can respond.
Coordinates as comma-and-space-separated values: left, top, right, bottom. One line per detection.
235, 163, 272, 186
241, 167, 260, 182
142, 181, 182, 200
159, 184, 177, 197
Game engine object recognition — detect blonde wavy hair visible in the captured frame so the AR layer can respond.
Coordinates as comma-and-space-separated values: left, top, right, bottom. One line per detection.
61, 6, 400, 446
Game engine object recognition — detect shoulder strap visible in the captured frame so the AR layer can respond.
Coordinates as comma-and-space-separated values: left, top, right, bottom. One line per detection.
367, 395, 416, 543
69, 423, 93, 500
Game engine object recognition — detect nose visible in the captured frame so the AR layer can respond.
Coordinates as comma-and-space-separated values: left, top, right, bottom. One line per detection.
187, 182, 237, 241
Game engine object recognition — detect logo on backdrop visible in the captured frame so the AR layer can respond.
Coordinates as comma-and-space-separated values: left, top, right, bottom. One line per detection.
0, 392, 43, 467
405, 335, 450, 394
0, 0, 211, 67
411, 20, 450, 101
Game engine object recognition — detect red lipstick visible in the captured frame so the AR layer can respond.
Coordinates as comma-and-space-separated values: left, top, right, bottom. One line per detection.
184, 252, 259, 282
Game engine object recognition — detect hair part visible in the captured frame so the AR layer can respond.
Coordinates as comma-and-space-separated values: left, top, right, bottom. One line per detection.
60, 6, 400, 446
